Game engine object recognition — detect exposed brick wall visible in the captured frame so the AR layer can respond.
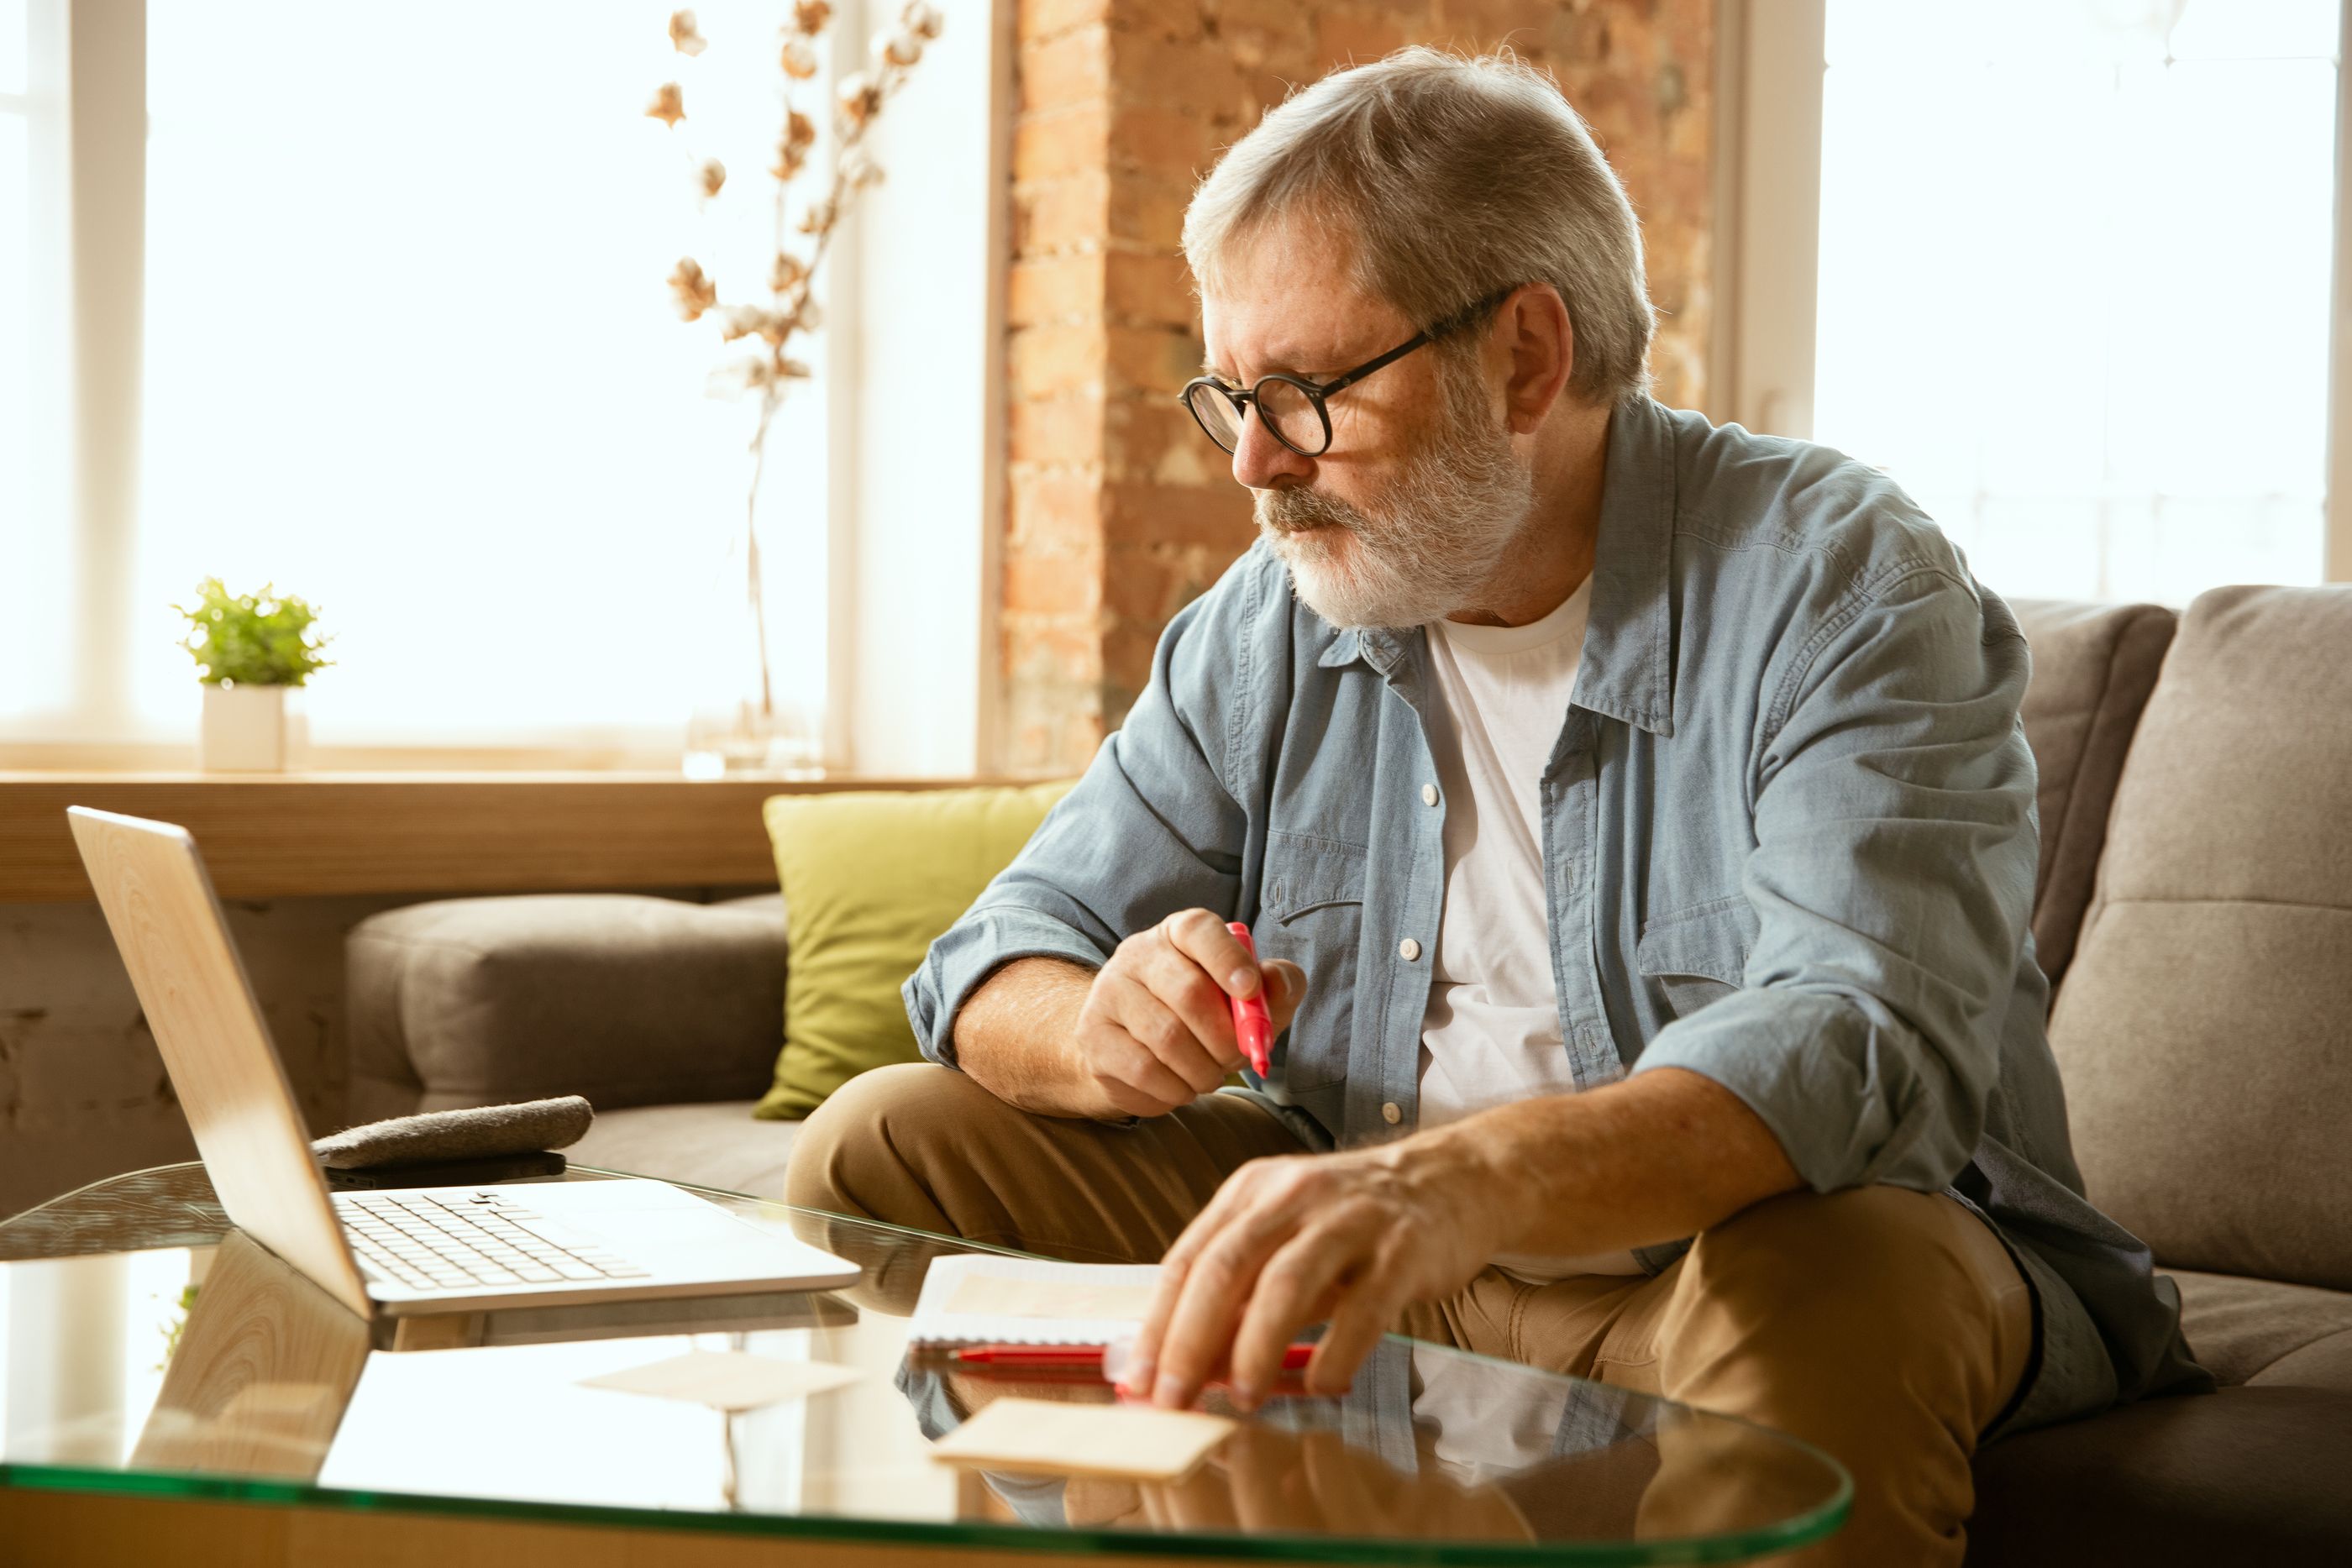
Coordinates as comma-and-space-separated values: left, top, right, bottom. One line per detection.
1002, 0, 1714, 773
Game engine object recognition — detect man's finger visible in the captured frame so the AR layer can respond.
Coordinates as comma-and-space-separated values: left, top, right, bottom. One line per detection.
1084, 994, 1205, 1112
1099, 1072, 1185, 1120
1148, 1172, 1315, 1407
1226, 1218, 1368, 1408
1262, 960, 1308, 1033
1103, 974, 1226, 1096
1135, 941, 1244, 1070
1125, 1167, 1261, 1390
1163, 909, 1262, 999
1300, 1270, 1402, 1398
1125, 1252, 1191, 1392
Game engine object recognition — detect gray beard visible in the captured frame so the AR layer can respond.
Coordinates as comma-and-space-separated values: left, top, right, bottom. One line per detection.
1254, 363, 1535, 630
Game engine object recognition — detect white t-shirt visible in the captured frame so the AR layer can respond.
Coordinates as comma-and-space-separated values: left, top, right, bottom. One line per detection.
1419, 574, 1643, 1280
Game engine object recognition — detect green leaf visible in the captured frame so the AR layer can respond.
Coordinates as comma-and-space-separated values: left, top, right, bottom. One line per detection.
170, 575, 334, 686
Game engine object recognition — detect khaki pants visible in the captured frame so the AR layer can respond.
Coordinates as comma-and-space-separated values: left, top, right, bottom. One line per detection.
786, 1062, 2035, 1567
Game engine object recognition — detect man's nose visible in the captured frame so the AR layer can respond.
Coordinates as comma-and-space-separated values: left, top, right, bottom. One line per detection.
1231, 404, 1315, 490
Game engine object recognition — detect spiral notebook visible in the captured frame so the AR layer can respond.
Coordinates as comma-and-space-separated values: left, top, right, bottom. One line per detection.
909, 1255, 1163, 1345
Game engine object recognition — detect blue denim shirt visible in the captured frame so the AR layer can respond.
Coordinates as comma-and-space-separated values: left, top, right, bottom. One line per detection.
907, 392, 2213, 1440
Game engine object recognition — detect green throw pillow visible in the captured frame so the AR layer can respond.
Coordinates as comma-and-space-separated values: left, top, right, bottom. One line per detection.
753, 779, 1079, 1119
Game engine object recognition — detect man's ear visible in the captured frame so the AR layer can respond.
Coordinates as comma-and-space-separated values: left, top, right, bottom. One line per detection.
1498, 283, 1575, 435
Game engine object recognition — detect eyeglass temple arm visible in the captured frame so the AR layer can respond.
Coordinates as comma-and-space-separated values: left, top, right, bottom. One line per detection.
1315, 331, 1436, 397
1183, 287, 1512, 408
1315, 289, 1515, 396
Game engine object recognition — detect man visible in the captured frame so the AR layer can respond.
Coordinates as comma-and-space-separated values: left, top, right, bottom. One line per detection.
788, 46, 2208, 1565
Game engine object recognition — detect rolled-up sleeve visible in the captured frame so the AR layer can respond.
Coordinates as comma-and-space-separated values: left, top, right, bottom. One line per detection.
903, 560, 1259, 1067
1629, 567, 2039, 1193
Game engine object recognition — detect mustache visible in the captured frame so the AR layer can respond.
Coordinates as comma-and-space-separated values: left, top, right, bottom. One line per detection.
1257, 485, 1363, 534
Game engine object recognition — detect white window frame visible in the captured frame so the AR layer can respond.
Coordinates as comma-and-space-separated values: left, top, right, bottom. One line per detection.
1720, 0, 2352, 585
6, 0, 1009, 776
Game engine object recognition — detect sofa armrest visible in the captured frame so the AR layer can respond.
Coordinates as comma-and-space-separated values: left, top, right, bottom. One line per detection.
346, 893, 786, 1123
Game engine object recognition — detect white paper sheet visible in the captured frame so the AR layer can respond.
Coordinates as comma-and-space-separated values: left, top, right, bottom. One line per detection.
909, 1255, 1163, 1345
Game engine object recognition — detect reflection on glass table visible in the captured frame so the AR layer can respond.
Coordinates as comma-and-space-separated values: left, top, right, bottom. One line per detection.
0, 1163, 1850, 1563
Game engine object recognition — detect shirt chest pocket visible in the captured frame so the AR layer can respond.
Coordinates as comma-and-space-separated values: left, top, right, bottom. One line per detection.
1635, 895, 1759, 1020
1254, 832, 1368, 1092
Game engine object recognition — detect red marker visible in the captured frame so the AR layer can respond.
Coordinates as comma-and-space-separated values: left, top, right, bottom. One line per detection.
1226, 921, 1273, 1078
951, 1342, 1315, 1370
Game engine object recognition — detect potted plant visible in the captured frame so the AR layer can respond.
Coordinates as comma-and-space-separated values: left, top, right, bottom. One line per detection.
171, 577, 333, 772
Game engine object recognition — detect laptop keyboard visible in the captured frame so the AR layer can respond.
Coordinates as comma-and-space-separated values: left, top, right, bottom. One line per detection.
339, 1191, 653, 1293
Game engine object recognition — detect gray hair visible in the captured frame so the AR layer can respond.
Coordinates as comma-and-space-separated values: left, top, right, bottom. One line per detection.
1183, 47, 1655, 406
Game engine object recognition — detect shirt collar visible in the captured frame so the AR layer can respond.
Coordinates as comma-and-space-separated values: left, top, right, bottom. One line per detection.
1573, 392, 1677, 736
1312, 392, 1677, 737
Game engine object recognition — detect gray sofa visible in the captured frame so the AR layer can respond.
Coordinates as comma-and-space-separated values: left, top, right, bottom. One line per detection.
346, 586, 2352, 1563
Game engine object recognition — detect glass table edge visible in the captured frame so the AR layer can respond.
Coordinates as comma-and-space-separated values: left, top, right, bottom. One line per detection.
0, 1162, 1857, 1562
0, 1459, 1851, 1566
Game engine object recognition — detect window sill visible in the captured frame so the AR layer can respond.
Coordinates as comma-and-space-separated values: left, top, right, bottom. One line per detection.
0, 771, 1003, 902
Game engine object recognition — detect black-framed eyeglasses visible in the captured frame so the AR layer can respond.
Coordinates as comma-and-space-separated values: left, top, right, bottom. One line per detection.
1178, 288, 1515, 459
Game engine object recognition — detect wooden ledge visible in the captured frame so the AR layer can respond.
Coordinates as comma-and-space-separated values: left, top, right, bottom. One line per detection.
0, 773, 1002, 902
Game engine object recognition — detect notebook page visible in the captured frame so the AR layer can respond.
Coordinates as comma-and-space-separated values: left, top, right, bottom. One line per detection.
909, 1255, 1163, 1345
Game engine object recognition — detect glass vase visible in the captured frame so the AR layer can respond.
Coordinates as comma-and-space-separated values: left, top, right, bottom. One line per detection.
681, 514, 824, 781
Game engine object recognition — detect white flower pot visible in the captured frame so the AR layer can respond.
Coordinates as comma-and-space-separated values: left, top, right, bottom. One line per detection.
199, 683, 288, 772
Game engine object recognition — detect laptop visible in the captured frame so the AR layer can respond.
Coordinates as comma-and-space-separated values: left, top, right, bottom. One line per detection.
66, 805, 862, 1319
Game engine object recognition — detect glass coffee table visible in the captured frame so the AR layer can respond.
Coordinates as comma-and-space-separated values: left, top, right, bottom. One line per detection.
0, 1164, 1849, 1565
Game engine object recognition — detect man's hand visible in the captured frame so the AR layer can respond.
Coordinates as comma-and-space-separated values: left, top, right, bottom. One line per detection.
1068, 909, 1306, 1120
1121, 1140, 1501, 1413
1120, 1069, 1809, 1413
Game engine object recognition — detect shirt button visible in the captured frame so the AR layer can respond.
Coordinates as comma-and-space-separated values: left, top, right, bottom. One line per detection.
1398, 937, 1421, 961
1421, 784, 1439, 806
1381, 1101, 1403, 1125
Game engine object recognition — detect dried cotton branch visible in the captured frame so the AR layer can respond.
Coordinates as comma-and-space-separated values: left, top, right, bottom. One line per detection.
650, 0, 942, 740
666, 257, 717, 320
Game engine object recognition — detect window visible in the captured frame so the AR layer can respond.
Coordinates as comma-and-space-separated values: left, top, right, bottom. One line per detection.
132, 1, 833, 755
1733, 0, 2347, 605
0, 0, 71, 720
3, 0, 1003, 774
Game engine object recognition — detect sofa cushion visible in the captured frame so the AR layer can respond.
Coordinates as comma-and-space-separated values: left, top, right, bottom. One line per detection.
1966, 1385, 2352, 1565
346, 894, 787, 1122
754, 780, 1077, 1120
2045, 585, 2352, 1292
2164, 1267, 2352, 1390
565, 1099, 798, 1198
2007, 600, 2176, 989
2255, 1325, 2352, 1390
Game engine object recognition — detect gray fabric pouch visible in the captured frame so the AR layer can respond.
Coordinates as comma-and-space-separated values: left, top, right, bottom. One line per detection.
312, 1095, 595, 1173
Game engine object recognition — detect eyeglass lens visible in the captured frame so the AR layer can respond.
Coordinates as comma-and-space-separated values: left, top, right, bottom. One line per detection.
1184, 379, 1325, 455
